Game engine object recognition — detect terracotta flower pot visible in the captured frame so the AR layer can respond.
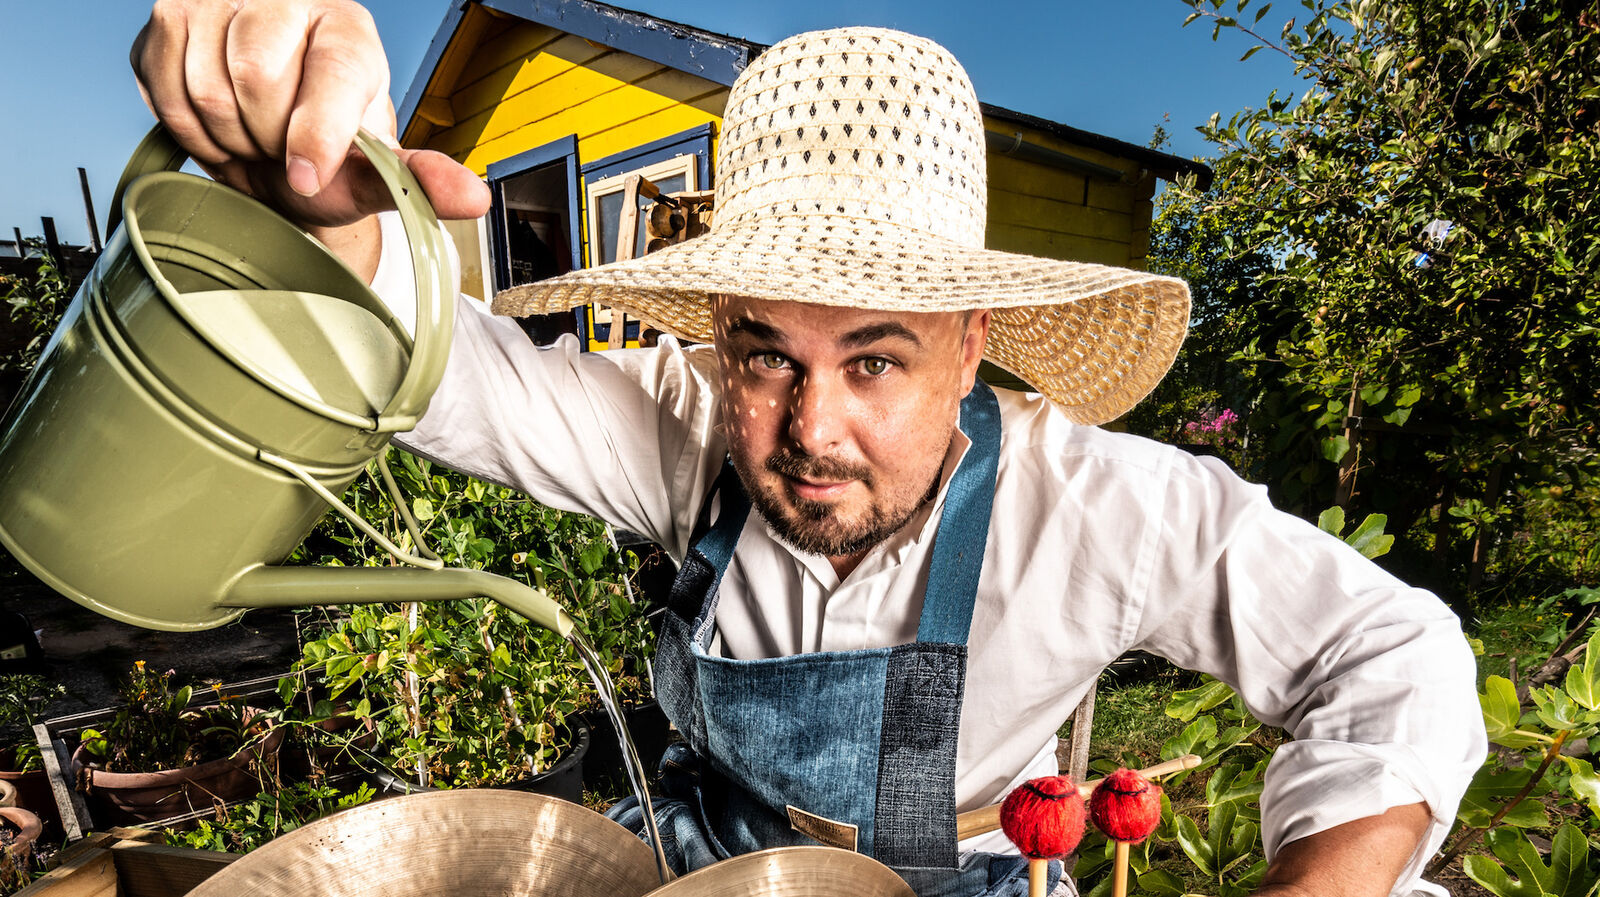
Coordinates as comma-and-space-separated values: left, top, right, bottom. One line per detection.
0, 806, 43, 861
71, 707, 283, 826
0, 748, 63, 840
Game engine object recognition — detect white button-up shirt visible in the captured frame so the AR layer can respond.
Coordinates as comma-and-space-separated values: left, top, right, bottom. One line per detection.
375, 214, 1484, 895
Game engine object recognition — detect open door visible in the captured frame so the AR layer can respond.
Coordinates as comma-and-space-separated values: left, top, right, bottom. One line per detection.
487, 136, 583, 345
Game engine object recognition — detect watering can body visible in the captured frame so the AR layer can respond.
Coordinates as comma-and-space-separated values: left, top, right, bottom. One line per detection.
0, 128, 571, 637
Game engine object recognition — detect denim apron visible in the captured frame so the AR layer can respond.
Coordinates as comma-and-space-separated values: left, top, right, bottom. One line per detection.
609, 382, 1061, 897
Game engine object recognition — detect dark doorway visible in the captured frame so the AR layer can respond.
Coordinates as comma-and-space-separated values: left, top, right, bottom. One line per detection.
487, 136, 584, 345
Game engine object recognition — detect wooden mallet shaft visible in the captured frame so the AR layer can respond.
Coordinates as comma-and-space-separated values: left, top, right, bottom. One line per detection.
1029, 857, 1048, 897
1112, 841, 1131, 897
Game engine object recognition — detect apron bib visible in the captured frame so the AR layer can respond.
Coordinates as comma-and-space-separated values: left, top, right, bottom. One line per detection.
615, 382, 1061, 897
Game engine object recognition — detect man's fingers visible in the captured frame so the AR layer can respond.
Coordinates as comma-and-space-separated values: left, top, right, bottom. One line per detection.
404, 150, 492, 220
281, 3, 388, 196
225, 0, 313, 160
183, 0, 266, 161
131, 4, 232, 167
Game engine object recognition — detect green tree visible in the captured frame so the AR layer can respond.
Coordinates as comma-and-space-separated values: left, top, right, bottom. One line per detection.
1130, 153, 1280, 468
1183, 0, 1600, 597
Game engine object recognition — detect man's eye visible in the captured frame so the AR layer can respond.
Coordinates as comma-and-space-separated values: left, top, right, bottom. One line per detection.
859, 358, 891, 376
756, 353, 788, 370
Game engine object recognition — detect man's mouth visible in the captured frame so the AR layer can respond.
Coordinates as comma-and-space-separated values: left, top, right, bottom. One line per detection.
766, 449, 871, 503
785, 476, 853, 502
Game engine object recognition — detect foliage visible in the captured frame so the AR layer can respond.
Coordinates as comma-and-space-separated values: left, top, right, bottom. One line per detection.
0, 675, 65, 773
1127, 154, 1277, 458
1463, 824, 1599, 897
1077, 508, 1391, 893
0, 846, 29, 897
1076, 677, 1274, 896
77, 661, 255, 773
1315, 506, 1396, 560
1180, 0, 1600, 596
167, 780, 376, 854
287, 448, 652, 788
1431, 629, 1600, 893
1, 243, 70, 376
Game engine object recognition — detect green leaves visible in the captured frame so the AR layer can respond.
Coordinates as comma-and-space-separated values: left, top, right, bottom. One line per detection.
1170, 0, 1600, 574
1564, 630, 1600, 712
1166, 676, 1239, 722
1480, 675, 1547, 749
286, 446, 653, 789
1464, 825, 1600, 897
1315, 506, 1395, 558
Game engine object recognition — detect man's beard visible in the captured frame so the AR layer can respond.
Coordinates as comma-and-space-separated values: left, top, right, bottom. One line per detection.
737, 446, 942, 558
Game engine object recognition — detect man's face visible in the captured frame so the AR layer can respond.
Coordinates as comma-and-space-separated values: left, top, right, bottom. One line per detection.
712, 295, 990, 563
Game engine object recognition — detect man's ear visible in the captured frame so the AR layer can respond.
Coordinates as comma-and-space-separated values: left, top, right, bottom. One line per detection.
958, 309, 992, 396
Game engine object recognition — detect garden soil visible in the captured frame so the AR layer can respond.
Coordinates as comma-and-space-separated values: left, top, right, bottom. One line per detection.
0, 577, 302, 719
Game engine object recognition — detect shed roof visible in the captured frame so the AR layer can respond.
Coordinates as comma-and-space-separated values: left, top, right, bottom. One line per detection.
398, 0, 1212, 187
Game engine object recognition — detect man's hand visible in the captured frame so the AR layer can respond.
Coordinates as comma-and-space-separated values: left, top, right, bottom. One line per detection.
130, 0, 489, 234
1255, 802, 1433, 896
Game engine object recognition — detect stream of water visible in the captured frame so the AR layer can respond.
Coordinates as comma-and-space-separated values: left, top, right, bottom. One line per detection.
569, 630, 675, 884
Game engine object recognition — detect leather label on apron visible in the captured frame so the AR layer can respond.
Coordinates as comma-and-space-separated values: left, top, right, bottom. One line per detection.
786, 805, 859, 852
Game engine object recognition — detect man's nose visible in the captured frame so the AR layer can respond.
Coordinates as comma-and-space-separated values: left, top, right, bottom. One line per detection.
786, 375, 846, 455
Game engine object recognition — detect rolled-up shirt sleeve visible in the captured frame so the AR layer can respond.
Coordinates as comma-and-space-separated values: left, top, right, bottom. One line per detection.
1131, 451, 1485, 896
367, 210, 723, 558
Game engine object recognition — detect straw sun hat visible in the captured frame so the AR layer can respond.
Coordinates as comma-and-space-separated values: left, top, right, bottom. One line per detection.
492, 26, 1190, 425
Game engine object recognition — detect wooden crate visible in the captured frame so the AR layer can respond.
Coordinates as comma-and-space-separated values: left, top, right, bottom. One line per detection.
16, 829, 238, 897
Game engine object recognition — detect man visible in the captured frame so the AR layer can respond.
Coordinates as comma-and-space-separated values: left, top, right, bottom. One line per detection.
131, 3, 1484, 895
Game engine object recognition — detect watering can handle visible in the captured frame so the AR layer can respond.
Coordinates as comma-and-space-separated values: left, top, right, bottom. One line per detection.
106, 125, 453, 433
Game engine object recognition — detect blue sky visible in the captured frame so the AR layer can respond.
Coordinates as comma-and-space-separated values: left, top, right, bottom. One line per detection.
1, 0, 1302, 247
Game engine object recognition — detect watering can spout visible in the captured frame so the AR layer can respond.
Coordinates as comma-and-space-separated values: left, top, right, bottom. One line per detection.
225, 565, 577, 639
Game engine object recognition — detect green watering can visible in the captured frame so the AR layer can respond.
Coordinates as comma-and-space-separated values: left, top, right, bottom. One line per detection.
0, 127, 573, 638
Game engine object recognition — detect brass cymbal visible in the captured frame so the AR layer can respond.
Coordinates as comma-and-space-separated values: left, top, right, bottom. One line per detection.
185, 789, 659, 897
649, 847, 915, 897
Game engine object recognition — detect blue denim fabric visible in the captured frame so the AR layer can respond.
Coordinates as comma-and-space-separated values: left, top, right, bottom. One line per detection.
636, 383, 1004, 896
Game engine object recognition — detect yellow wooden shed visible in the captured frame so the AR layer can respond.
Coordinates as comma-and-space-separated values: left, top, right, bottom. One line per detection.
397, 0, 1213, 351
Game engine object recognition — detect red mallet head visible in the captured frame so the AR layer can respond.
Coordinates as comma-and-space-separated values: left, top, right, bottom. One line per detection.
999, 775, 1088, 860
1089, 768, 1163, 844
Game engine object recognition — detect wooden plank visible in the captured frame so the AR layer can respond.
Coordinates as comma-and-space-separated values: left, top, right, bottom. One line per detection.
112, 841, 239, 897
416, 96, 456, 128
1085, 179, 1143, 214
455, 21, 565, 92
456, 83, 717, 177
104, 827, 163, 844
575, 103, 721, 167
426, 5, 506, 102
986, 156, 1087, 205
986, 223, 1130, 265
34, 722, 89, 842
436, 58, 671, 162
630, 67, 726, 106
15, 834, 118, 897
988, 188, 1134, 243
449, 34, 618, 125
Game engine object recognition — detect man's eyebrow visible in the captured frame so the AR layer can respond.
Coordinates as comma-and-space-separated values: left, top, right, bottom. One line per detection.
725, 317, 783, 343
840, 321, 922, 349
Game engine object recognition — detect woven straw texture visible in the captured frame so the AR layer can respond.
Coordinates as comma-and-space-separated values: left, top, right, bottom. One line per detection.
492, 27, 1190, 425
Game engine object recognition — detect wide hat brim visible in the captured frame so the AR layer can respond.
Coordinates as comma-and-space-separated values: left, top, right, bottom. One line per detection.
491, 213, 1189, 426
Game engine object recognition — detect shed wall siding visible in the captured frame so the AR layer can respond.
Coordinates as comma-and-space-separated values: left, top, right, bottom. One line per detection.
404, 17, 1162, 274
418, 19, 726, 182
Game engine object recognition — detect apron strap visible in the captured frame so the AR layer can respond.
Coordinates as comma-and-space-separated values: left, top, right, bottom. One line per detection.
695, 460, 750, 577
915, 381, 1001, 646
